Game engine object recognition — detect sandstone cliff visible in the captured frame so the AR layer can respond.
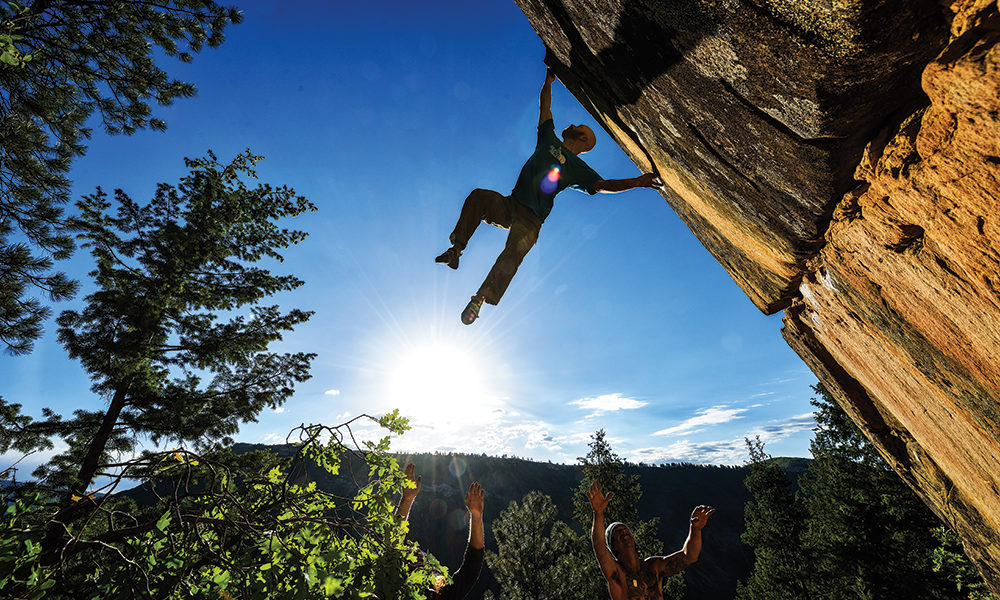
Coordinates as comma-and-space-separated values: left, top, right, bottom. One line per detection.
514, 0, 1000, 592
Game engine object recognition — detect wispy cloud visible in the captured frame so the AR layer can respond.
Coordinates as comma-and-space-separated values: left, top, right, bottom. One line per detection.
263, 433, 282, 443
272, 406, 286, 414
748, 412, 815, 442
477, 420, 580, 454
633, 411, 817, 464
569, 393, 647, 416
389, 412, 597, 464
630, 439, 748, 465
2, 444, 68, 478
324, 389, 341, 396
653, 405, 748, 436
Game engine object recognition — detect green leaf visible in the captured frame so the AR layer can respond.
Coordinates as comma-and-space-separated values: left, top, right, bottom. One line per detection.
321, 575, 343, 596
267, 466, 284, 484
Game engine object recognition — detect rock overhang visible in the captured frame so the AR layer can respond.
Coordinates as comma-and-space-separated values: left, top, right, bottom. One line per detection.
517, 0, 949, 312
514, 0, 1000, 593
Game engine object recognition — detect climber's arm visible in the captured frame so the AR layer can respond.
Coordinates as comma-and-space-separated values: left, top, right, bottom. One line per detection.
539, 67, 556, 126
591, 173, 660, 193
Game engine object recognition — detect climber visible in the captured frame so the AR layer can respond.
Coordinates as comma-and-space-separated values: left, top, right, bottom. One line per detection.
396, 463, 485, 600
435, 63, 661, 324
586, 480, 715, 600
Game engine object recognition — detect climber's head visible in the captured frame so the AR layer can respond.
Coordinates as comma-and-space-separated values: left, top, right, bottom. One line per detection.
606, 521, 638, 561
562, 123, 596, 153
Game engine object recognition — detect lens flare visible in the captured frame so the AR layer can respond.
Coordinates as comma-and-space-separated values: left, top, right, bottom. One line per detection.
540, 165, 561, 194
449, 508, 467, 530
448, 456, 468, 478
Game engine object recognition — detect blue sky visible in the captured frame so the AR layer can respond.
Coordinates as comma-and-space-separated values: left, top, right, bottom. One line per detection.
1, 0, 820, 473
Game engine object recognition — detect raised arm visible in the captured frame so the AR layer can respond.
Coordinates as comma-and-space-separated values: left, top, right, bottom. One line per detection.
679, 505, 715, 565
539, 67, 556, 125
587, 481, 621, 586
395, 463, 421, 521
648, 504, 715, 580
591, 173, 660, 194
441, 482, 487, 600
466, 481, 485, 549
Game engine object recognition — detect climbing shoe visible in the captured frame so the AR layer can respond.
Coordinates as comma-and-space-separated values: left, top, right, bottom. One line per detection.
435, 247, 460, 270
461, 295, 484, 325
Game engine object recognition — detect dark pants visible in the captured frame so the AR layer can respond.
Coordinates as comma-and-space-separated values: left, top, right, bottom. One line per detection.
450, 188, 542, 306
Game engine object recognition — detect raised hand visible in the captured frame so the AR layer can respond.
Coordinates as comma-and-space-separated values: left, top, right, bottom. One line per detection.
545, 66, 557, 85
636, 172, 661, 188
543, 47, 556, 67
689, 505, 715, 529
465, 482, 485, 516
587, 480, 612, 514
401, 462, 421, 502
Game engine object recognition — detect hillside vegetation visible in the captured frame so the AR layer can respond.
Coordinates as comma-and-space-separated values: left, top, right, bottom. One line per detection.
231, 442, 807, 600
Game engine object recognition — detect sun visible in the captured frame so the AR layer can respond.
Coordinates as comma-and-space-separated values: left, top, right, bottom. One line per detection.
386, 343, 493, 423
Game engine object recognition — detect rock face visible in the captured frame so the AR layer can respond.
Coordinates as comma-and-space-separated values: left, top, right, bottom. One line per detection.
515, 0, 1000, 591
784, 4, 1000, 587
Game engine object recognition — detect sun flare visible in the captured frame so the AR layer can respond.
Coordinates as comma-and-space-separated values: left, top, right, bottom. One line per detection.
386, 343, 493, 423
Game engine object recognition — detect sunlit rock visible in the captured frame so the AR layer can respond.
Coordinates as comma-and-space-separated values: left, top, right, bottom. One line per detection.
515, 0, 1000, 591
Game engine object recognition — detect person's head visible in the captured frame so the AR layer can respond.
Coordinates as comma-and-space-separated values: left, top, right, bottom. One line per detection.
605, 522, 638, 562
562, 124, 596, 153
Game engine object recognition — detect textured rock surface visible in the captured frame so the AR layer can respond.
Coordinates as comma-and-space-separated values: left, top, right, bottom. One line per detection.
784, 3, 1000, 588
517, 0, 947, 312
515, 0, 1000, 591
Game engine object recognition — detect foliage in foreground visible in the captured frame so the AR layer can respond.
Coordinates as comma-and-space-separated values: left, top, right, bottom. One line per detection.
0, 150, 443, 598
1, 413, 444, 599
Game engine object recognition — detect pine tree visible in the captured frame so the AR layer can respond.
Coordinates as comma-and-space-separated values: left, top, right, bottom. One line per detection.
737, 384, 995, 600
572, 429, 661, 555
0, 0, 241, 354
0, 150, 316, 582
735, 437, 811, 600
931, 527, 998, 600
486, 491, 591, 600
487, 431, 685, 600
800, 383, 982, 600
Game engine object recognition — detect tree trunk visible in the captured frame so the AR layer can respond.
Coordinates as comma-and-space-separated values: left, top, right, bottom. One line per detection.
73, 382, 130, 494
39, 381, 130, 565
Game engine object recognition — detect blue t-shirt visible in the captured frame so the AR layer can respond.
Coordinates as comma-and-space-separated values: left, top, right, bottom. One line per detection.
510, 119, 602, 221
